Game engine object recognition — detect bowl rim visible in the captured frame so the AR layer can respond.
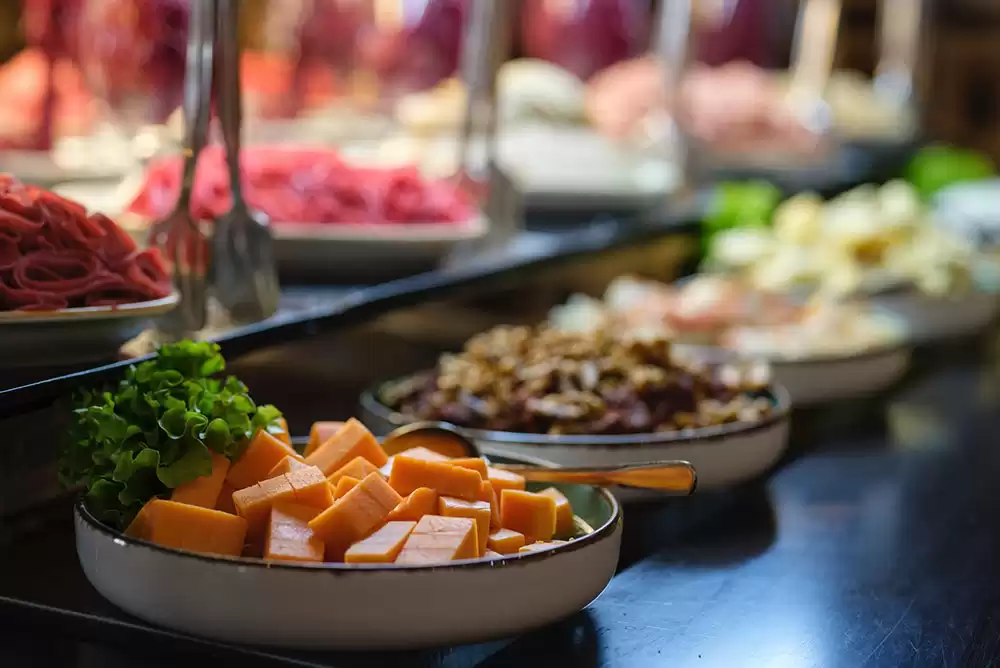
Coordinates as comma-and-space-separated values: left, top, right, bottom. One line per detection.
0, 292, 179, 324
361, 379, 792, 447
74, 461, 622, 574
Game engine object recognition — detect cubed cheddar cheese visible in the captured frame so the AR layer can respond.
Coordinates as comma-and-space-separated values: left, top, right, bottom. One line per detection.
308, 473, 402, 560
477, 479, 501, 530
327, 456, 381, 487
379, 447, 451, 478
232, 466, 332, 542
215, 481, 237, 514
333, 476, 361, 500
385, 487, 438, 522
227, 430, 300, 490
388, 456, 482, 501
487, 528, 526, 555
438, 496, 491, 556
305, 421, 345, 457
267, 455, 310, 480
486, 467, 525, 498
285, 466, 335, 508
538, 487, 575, 538
344, 521, 417, 563
449, 457, 489, 478
265, 503, 324, 563
395, 515, 478, 565
171, 452, 230, 508
124, 499, 247, 557
501, 490, 557, 542
305, 418, 387, 476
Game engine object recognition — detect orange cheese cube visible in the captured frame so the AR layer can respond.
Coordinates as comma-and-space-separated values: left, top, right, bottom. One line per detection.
385, 487, 438, 522
232, 466, 331, 542
227, 430, 300, 490
308, 473, 402, 559
233, 475, 296, 542
388, 456, 482, 501
438, 496, 491, 556
327, 456, 381, 488
333, 476, 360, 499
379, 447, 451, 477
519, 540, 568, 554
124, 499, 247, 557
171, 452, 230, 508
477, 479, 501, 530
344, 521, 417, 563
265, 503, 324, 563
267, 455, 310, 480
487, 467, 526, 498
449, 457, 488, 478
285, 466, 335, 509
304, 421, 345, 457
538, 487, 575, 538
501, 490, 557, 542
271, 417, 292, 446
305, 418, 387, 476
215, 481, 237, 514
487, 528, 526, 555
395, 515, 478, 565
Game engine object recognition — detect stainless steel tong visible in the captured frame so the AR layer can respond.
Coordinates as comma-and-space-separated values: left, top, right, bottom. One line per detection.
148, 0, 215, 336
211, 0, 280, 324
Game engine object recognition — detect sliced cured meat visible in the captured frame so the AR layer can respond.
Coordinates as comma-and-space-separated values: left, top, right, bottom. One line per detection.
0, 173, 172, 312
129, 146, 473, 225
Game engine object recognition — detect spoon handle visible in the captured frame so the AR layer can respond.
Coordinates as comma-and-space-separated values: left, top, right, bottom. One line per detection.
216, 0, 244, 208
495, 461, 697, 495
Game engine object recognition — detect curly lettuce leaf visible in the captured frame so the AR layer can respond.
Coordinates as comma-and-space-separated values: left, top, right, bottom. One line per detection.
58, 341, 283, 529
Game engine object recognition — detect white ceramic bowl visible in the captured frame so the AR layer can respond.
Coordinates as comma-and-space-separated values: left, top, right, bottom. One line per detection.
706, 311, 913, 406
0, 294, 179, 367
75, 455, 622, 651
765, 343, 911, 406
361, 386, 791, 492
871, 289, 1000, 342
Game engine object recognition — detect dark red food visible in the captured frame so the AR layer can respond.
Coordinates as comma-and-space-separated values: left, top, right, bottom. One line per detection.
521, 0, 651, 81
0, 174, 172, 312
128, 146, 474, 225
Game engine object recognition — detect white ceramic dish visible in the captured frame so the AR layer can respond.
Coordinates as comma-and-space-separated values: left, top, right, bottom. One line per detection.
703, 310, 913, 406
361, 385, 790, 492
0, 293, 178, 367
75, 454, 622, 651
872, 289, 1000, 342
52, 182, 489, 281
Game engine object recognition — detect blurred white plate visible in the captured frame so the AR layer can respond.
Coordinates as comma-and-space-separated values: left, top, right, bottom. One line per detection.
0, 293, 178, 367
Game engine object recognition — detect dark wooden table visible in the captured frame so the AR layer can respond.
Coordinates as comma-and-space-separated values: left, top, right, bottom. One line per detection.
3, 334, 999, 668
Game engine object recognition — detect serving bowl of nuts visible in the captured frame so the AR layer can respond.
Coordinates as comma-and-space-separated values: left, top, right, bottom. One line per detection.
361, 325, 791, 492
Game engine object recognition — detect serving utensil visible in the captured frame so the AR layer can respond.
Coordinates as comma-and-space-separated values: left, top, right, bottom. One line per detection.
210, 0, 280, 324
148, 0, 215, 335
381, 422, 698, 495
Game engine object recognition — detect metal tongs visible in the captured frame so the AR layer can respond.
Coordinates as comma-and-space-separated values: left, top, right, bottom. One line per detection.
148, 0, 215, 336
211, 0, 279, 324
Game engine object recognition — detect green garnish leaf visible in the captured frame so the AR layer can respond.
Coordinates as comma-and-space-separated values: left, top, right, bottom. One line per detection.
58, 340, 283, 529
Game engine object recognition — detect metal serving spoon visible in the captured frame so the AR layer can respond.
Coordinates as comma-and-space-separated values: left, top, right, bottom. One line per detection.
211, 0, 280, 324
381, 422, 698, 495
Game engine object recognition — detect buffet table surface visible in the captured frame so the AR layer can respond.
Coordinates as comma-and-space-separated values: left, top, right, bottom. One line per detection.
2, 330, 999, 668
